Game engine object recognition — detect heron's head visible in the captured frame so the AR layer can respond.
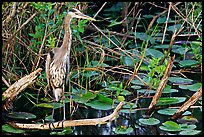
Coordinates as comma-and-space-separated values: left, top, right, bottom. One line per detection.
68, 8, 96, 21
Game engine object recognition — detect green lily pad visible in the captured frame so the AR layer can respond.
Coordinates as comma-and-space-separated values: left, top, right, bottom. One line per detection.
179, 60, 199, 68
179, 130, 201, 135
82, 71, 99, 77
2, 124, 25, 134
114, 126, 133, 134
180, 124, 197, 130
6, 112, 36, 120
131, 85, 141, 89
137, 89, 156, 94
121, 55, 136, 66
168, 77, 193, 84
85, 94, 113, 110
157, 108, 191, 116
156, 97, 186, 106
146, 48, 164, 58
179, 83, 202, 91
159, 121, 181, 131
139, 118, 160, 125
73, 92, 97, 104
177, 116, 198, 124
120, 109, 137, 113
120, 89, 132, 96
162, 85, 178, 93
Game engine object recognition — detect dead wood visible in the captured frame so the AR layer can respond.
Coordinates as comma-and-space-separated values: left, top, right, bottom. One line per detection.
147, 55, 175, 115
7, 101, 124, 130
2, 68, 43, 111
171, 87, 202, 119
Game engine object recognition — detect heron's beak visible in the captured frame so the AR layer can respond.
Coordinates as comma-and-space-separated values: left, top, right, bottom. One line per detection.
76, 13, 96, 21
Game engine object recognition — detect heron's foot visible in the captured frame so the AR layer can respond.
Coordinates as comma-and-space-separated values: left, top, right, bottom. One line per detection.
57, 119, 66, 129
48, 120, 56, 130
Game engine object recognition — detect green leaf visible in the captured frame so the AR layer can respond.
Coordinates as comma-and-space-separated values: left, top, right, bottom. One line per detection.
157, 108, 191, 116
36, 103, 54, 108
73, 92, 97, 104
108, 19, 122, 28
168, 77, 193, 84
121, 55, 135, 66
156, 97, 186, 106
139, 118, 160, 125
117, 96, 125, 102
82, 71, 99, 77
6, 112, 36, 120
179, 83, 202, 91
120, 109, 137, 113
146, 48, 164, 58
172, 47, 187, 54
179, 60, 199, 68
179, 130, 201, 135
157, 16, 166, 23
159, 121, 181, 131
130, 85, 141, 89
2, 124, 25, 134
85, 94, 113, 110
114, 126, 133, 134
180, 124, 197, 130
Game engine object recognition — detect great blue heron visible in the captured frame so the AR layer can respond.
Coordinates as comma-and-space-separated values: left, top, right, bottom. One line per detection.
45, 8, 95, 124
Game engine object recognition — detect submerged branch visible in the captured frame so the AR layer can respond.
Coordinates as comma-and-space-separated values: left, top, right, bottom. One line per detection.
7, 101, 124, 130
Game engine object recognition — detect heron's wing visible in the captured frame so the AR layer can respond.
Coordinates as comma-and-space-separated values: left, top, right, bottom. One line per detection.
65, 55, 70, 85
45, 52, 51, 89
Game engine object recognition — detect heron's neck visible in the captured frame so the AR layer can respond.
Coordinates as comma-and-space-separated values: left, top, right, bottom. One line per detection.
61, 15, 72, 53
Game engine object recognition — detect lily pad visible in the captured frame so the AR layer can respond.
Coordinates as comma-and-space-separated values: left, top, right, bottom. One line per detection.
159, 121, 181, 131
179, 130, 201, 135
168, 77, 193, 84
139, 118, 160, 125
179, 83, 202, 91
157, 108, 191, 116
137, 89, 156, 94
179, 60, 199, 68
156, 97, 186, 106
120, 109, 137, 113
162, 85, 178, 93
85, 94, 113, 110
6, 112, 36, 120
131, 85, 141, 89
177, 116, 198, 124
146, 48, 164, 58
180, 123, 197, 130
73, 92, 97, 104
114, 126, 133, 134
2, 124, 25, 134
121, 55, 136, 66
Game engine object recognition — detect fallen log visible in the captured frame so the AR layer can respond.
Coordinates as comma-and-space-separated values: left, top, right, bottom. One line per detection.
7, 101, 124, 130
2, 68, 42, 111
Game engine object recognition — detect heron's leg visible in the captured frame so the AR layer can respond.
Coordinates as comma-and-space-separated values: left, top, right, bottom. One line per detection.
49, 107, 56, 130
57, 96, 66, 128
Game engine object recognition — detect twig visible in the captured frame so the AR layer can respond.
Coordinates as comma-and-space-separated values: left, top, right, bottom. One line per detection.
2, 76, 10, 88
3, 2, 17, 26
171, 87, 202, 119
161, 2, 171, 44
7, 101, 124, 130
6, 12, 38, 44
147, 55, 175, 115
